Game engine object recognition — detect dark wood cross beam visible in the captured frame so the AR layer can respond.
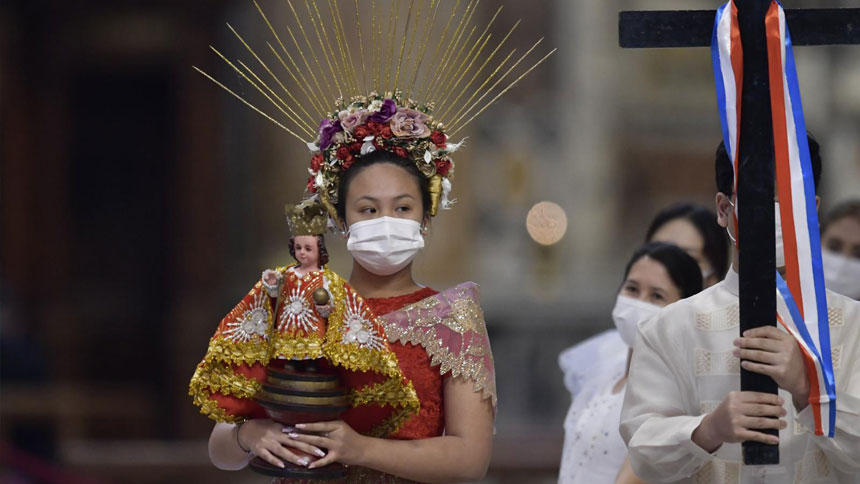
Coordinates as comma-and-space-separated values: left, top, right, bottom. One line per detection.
619, 1, 860, 466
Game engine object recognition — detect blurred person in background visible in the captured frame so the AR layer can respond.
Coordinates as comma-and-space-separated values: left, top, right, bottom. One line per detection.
820, 199, 860, 299
646, 202, 730, 288
558, 242, 703, 484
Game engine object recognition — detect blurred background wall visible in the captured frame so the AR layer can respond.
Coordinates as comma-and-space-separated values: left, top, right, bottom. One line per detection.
2, 0, 858, 482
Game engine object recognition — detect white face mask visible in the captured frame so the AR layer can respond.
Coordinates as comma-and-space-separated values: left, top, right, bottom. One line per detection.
346, 217, 425, 276
611, 295, 662, 347
726, 200, 785, 267
822, 250, 860, 299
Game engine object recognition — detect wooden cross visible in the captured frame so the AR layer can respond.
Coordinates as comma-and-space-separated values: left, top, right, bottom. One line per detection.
619, 0, 860, 465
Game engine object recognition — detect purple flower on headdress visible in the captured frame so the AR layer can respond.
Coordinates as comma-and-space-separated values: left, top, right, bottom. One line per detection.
318, 119, 343, 150
367, 99, 397, 123
390, 107, 431, 138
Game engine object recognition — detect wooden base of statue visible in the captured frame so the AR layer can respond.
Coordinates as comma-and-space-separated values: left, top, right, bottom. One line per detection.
250, 358, 349, 481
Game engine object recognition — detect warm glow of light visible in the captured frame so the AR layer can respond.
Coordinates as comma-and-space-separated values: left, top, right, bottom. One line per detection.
526, 201, 568, 246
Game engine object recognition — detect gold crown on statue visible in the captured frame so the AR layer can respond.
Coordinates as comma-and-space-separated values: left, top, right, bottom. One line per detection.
286, 199, 329, 236
196, 0, 555, 228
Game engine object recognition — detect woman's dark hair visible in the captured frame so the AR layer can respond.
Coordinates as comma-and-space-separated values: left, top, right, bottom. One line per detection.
821, 199, 860, 235
715, 131, 822, 198
623, 242, 704, 299
645, 202, 729, 280
335, 150, 432, 222
289, 234, 329, 266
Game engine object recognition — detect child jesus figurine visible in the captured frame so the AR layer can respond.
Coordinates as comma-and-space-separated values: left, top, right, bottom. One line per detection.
189, 199, 419, 435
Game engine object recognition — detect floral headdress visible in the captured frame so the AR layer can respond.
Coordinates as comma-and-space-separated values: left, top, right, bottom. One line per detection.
196, 0, 555, 229
308, 91, 462, 221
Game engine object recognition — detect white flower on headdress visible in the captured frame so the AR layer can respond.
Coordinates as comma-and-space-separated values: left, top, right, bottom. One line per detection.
368, 99, 382, 112
361, 136, 377, 155
441, 177, 456, 210
446, 138, 467, 153
307, 142, 320, 153
315, 172, 325, 189
424, 150, 433, 163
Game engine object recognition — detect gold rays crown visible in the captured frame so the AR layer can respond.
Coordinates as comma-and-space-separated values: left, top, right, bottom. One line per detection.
196, 0, 555, 225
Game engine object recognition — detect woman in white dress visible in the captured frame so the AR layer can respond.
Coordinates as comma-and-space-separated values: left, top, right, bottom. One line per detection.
558, 242, 703, 484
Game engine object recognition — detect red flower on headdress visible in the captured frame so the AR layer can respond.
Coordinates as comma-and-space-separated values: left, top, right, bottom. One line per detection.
380, 126, 394, 139
306, 176, 317, 193
431, 130, 447, 148
336, 146, 351, 160
367, 121, 384, 135
342, 157, 356, 170
353, 125, 371, 140
310, 154, 324, 172
435, 159, 452, 176
349, 142, 362, 154
392, 146, 408, 159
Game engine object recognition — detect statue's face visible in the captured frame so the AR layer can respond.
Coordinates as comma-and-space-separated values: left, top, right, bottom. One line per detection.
293, 235, 320, 269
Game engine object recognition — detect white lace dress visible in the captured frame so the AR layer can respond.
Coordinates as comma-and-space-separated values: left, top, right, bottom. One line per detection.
558, 329, 629, 484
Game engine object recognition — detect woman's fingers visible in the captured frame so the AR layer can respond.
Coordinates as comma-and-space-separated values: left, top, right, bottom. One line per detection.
256, 448, 285, 469
267, 441, 309, 467
277, 433, 326, 458
307, 451, 338, 469
288, 432, 332, 449
295, 421, 340, 432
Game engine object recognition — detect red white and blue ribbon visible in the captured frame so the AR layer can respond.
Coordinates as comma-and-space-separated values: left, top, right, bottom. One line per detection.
711, 0, 835, 437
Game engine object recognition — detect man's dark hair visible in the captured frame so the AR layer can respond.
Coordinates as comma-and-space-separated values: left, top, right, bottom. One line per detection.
715, 132, 822, 197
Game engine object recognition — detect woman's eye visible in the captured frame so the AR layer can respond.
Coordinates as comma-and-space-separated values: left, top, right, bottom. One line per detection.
653, 293, 666, 302
624, 285, 638, 294
826, 239, 843, 252
360, 207, 377, 214
396, 205, 411, 212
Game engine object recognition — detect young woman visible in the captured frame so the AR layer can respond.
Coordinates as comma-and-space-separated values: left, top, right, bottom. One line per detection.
558, 242, 703, 484
820, 199, 860, 299
646, 202, 730, 287
189, 2, 551, 479
196, 148, 495, 483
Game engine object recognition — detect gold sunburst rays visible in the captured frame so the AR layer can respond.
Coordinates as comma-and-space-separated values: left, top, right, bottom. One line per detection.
196, 0, 555, 140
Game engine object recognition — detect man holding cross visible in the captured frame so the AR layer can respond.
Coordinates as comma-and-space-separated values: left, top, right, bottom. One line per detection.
619, 140, 860, 483
618, 1, 860, 482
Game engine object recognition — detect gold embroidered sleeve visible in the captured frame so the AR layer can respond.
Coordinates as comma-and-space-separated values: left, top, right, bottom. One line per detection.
380, 282, 497, 408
